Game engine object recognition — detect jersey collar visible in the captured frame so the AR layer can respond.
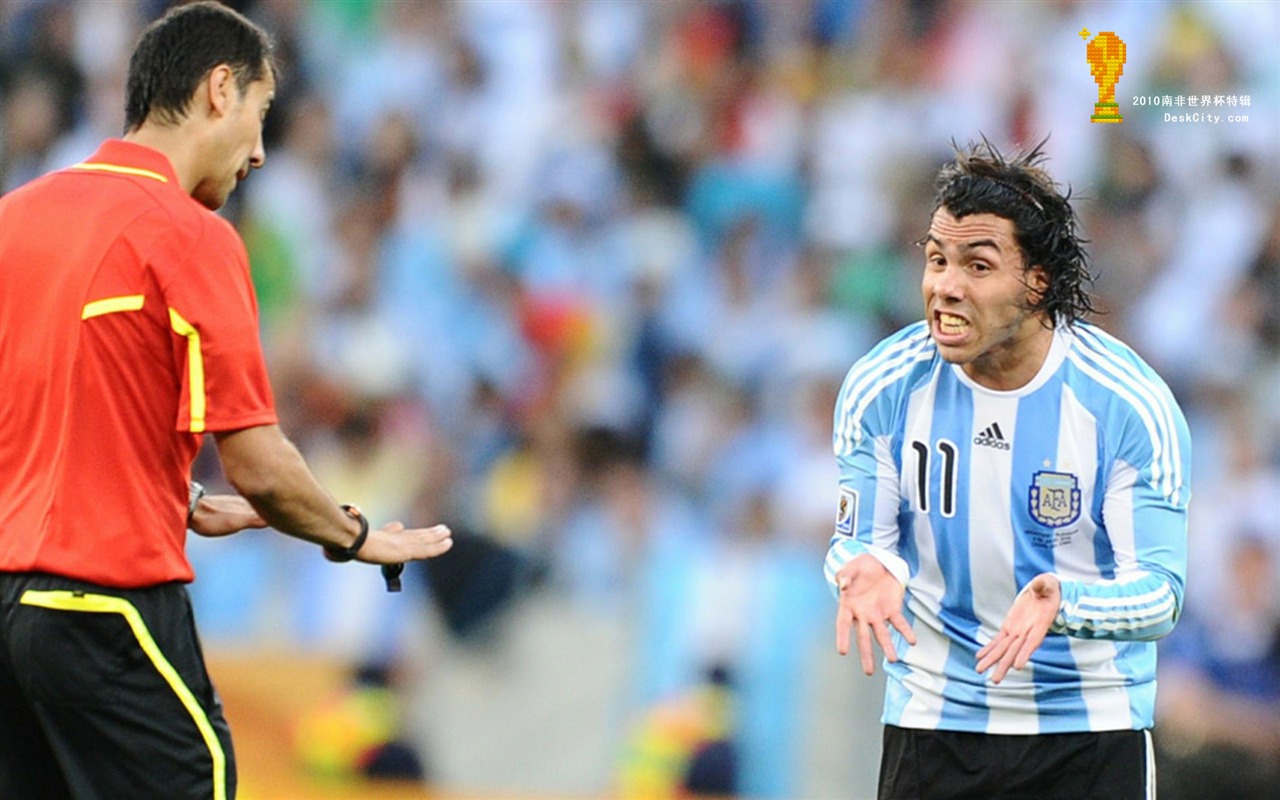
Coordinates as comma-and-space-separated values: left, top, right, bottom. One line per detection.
70, 139, 181, 186
949, 325, 1072, 397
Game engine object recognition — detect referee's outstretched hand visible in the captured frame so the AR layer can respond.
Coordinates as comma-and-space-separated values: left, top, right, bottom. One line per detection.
354, 520, 453, 565
975, 572, 1061, 684
835, 554, 917, 676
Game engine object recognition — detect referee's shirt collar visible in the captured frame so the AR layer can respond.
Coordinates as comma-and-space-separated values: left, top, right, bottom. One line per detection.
74, 139, 181, 186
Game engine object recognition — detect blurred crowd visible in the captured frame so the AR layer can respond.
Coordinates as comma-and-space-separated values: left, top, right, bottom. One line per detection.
2, 0, 1277, 797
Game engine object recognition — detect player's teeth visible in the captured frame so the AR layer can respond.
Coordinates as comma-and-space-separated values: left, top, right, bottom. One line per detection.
940, 314, 968, 332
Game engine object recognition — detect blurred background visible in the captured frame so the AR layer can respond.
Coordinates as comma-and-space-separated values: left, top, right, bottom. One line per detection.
2, 0, 1277, 798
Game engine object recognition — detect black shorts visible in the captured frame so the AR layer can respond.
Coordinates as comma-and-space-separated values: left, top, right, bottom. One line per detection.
879, 724, 1154, 800
0, 573, 236, 800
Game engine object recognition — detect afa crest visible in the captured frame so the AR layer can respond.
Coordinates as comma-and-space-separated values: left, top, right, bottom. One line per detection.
1029, 471, 1081, 528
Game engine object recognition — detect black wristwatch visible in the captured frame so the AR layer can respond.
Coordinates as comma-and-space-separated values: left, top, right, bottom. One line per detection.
323, 504, 369, 562
187, 481, 206, 526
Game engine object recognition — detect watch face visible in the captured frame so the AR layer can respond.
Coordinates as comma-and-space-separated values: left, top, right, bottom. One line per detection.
188, 481, 205, 520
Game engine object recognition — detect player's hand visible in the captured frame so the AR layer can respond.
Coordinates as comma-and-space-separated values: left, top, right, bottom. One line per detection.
189, 494, 267, 536
976, 572, 1061, 684
354, 521, 453, 565
834, 554, 916, 676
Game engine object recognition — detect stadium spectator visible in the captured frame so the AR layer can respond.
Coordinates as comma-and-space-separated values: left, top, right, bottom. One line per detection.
1153, 409, 1280, 800
1156, 535, 1280, 800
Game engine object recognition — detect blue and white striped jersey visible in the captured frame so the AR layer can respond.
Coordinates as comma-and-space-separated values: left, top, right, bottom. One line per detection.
825, 321, 1190, 734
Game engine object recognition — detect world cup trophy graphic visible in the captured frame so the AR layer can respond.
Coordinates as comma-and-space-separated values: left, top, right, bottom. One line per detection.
1085, 31, 1127, 123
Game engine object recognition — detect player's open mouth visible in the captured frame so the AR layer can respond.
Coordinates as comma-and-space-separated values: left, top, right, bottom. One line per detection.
937, 312, 970, 337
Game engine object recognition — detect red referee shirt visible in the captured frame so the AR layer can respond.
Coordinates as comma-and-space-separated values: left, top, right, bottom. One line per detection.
0, 140, 278, 587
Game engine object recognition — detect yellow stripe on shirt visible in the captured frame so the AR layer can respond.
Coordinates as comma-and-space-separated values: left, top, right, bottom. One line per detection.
81, 294, 145, 320
70, 162, 169, 183
168, 308, 206, 433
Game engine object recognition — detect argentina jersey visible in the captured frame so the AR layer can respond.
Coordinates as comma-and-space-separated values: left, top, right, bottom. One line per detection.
826, 321, 1190, 734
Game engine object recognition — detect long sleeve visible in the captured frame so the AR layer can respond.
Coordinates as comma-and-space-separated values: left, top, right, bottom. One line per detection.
825, 326, 933, 598
1053, 460, 1188, 641
1053, 328, 1191, 641
824, 432, 910, 597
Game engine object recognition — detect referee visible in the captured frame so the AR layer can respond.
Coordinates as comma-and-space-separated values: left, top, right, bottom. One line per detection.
0, 4, 451, 799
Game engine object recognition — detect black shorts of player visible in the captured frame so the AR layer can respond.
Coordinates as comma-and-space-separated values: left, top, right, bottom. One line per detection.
0, 572, 236, 800
879, 724, 1153, 800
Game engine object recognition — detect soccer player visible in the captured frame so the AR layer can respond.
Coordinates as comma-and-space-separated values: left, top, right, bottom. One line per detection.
826, 140, 1189, 799
0, 4, 451, 799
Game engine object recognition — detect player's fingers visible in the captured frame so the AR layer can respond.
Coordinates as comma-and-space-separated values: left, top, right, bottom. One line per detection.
1013, 628, 1047, 670
976, 632, 1009, 673
835, 606, 853, 656
990, 637, 1023, 684
980, 647, 997, 678
975, 630, 1003, 664
872, 619, 899, 664
888, 611, 916, 646
380, 520, 407, 534
857, 618, 875, 676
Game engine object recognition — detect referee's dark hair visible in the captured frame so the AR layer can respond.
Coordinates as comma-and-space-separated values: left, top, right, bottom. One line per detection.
124, 1, 276, 132
930, 137, 1099, 327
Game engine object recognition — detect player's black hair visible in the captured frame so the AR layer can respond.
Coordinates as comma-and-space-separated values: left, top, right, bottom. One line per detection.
930, 136, 1098, 327
124, 1, 275, 132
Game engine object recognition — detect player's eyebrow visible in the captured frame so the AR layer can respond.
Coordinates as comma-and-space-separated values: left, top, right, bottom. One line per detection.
917, 233, 1004, 254
958, 239, 1002, 253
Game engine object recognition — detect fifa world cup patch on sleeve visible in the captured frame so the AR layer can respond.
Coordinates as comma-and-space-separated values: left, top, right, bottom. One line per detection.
835, 487, 858, 534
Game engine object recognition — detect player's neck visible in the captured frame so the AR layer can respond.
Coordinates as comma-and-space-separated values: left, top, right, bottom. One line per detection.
962, 319, 1056, 391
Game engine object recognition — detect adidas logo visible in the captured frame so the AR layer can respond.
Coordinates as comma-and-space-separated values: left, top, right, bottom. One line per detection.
973, 422, 1011, 450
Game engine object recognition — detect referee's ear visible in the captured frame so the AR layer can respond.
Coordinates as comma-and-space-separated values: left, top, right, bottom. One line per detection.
203, 64, 238, 120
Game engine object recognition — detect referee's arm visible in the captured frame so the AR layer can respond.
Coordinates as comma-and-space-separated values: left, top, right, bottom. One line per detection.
214, 424, 452, 564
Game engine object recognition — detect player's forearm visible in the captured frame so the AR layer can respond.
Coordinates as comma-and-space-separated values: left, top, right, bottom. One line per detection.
1053, 568, 1183, 640
825, 536, 910, 597
214, 424, 363, 551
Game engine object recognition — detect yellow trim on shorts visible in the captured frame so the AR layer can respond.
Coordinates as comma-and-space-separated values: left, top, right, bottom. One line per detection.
167, 308, 206, 433
19, 589, 227, 800
70, 162, 169, 183
81, 294, 146, 320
